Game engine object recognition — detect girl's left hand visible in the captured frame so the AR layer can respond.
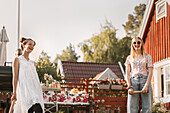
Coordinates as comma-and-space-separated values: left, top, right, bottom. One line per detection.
142, 86, 148, 94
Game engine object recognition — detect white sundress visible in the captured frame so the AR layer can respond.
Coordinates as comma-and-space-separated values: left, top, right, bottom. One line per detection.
14, 56, 44, 113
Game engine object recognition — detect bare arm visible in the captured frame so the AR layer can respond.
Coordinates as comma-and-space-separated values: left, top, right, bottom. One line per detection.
146, 67, 153, 86
126, 64, 131, 87
12, 57, 19, 100
126, 64, 134, 95
142, 67, 153, 92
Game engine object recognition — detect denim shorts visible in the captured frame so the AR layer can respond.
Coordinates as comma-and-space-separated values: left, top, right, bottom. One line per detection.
127, 75, 153, 113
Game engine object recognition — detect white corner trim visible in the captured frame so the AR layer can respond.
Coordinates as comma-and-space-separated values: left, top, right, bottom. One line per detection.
138, 0, 155, 39
118, 61, 125, 78
154, 57, 170, 68
57, 59, 65, 78
165, 0, 170, 5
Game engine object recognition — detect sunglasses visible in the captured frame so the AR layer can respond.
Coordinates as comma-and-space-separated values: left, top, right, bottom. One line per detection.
133, 41, 141, 45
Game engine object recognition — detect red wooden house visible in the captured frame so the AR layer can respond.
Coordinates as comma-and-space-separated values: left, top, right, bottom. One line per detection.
138, 0, 170, 103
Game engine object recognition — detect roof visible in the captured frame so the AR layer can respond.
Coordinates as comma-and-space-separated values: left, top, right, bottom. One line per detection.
0, 66, 12, 91
138, 0, 155, 39
58, 61, 124, 79
96, 68, 119, 80
138, 0, 170, 39
91, 68, 119, 84
0, 66, 12, 74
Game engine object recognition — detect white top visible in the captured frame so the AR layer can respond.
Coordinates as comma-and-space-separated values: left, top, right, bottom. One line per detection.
125, 54, 153, 76
14, 56, 44, 113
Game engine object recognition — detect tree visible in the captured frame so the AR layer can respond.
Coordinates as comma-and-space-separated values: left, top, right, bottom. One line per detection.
78, 20, 132, 70
36, 51, 60, 82
122, 3, 146, 37
117, 37, 132, 69
78, 20, 120, 63
54, 43, 80, 63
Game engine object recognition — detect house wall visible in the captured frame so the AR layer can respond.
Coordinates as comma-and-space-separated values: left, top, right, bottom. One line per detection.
143, 2, 170, 102
144, 2, 170, 63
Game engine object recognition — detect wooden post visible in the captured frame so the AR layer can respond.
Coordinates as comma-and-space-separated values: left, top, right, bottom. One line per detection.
85, 79, 89, 94
92, 83, 95, 113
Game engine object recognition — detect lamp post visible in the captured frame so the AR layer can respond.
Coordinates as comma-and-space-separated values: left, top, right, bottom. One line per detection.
17, 0, 20, 49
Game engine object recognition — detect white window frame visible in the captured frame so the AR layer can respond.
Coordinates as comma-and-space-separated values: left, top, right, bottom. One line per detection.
156, 0, 167, 22
164, 66, 170, 95
154, 58, 170, 103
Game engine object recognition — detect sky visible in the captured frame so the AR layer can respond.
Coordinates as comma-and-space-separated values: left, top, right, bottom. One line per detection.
0, 0, 148, 63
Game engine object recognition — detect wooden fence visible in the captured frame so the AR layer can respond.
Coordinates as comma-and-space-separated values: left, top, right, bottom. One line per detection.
60, 78, 128, 113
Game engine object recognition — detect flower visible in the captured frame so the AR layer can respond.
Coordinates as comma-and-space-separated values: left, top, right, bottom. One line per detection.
111, 79, 127, 87
1, 94, 6, 99
57, 93, 66, 102
82, 94, 89, 103
43, 73, 56, 86
52, 95, 57, 101
43, 95, 47, 99
61, 93, 65, 97
58, 94, 65, 102
96, 99, 105, 108
49, 97, 52, 101
75, 96, 81, 102
58, 96, 65, 102
67, 96, 71, 100
44, 73, 48, 80
48, 75, 53, 81
82, 98, 88, 103
89, 78, 92, 80
97, 100, 100, 103
100, 79, 110, 85
84, 94, 88, 98
44, 73, 54, 81
101, 99, 105, 103
73, 98, 76, 102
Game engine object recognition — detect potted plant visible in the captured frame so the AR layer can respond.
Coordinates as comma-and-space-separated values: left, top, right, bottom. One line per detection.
98, 79, 110, 89
110, 79, 126, 90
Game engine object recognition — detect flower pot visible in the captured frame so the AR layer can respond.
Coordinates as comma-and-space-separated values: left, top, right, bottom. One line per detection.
98, 84, 110, 89
111, 85, 123, 90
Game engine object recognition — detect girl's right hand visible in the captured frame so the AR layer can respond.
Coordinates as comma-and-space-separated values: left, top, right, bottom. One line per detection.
128, 88, 134, 95
11, 93, 17, 101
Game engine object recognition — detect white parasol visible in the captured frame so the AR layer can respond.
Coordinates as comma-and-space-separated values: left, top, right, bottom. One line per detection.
0, 26, 9, 66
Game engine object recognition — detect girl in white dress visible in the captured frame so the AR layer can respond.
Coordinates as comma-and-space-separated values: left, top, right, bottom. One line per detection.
11, 37, 44, 113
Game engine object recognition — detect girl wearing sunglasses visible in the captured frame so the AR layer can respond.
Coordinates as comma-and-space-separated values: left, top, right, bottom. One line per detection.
125, 37, 153, 113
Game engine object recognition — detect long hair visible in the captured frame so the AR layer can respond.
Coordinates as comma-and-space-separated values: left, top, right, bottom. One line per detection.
130, 37, 146, 62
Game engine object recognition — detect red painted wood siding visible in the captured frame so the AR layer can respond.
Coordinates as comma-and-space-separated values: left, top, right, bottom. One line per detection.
143, 3, 170, 64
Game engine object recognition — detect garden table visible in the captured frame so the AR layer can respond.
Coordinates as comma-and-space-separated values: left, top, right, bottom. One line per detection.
57, 102, 90, 113
44, 102, 58, 113
42, 87, 61, 112
44, 102, 90, 113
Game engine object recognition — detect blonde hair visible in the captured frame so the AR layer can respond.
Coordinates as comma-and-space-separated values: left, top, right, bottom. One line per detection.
130, 37, 146, 62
